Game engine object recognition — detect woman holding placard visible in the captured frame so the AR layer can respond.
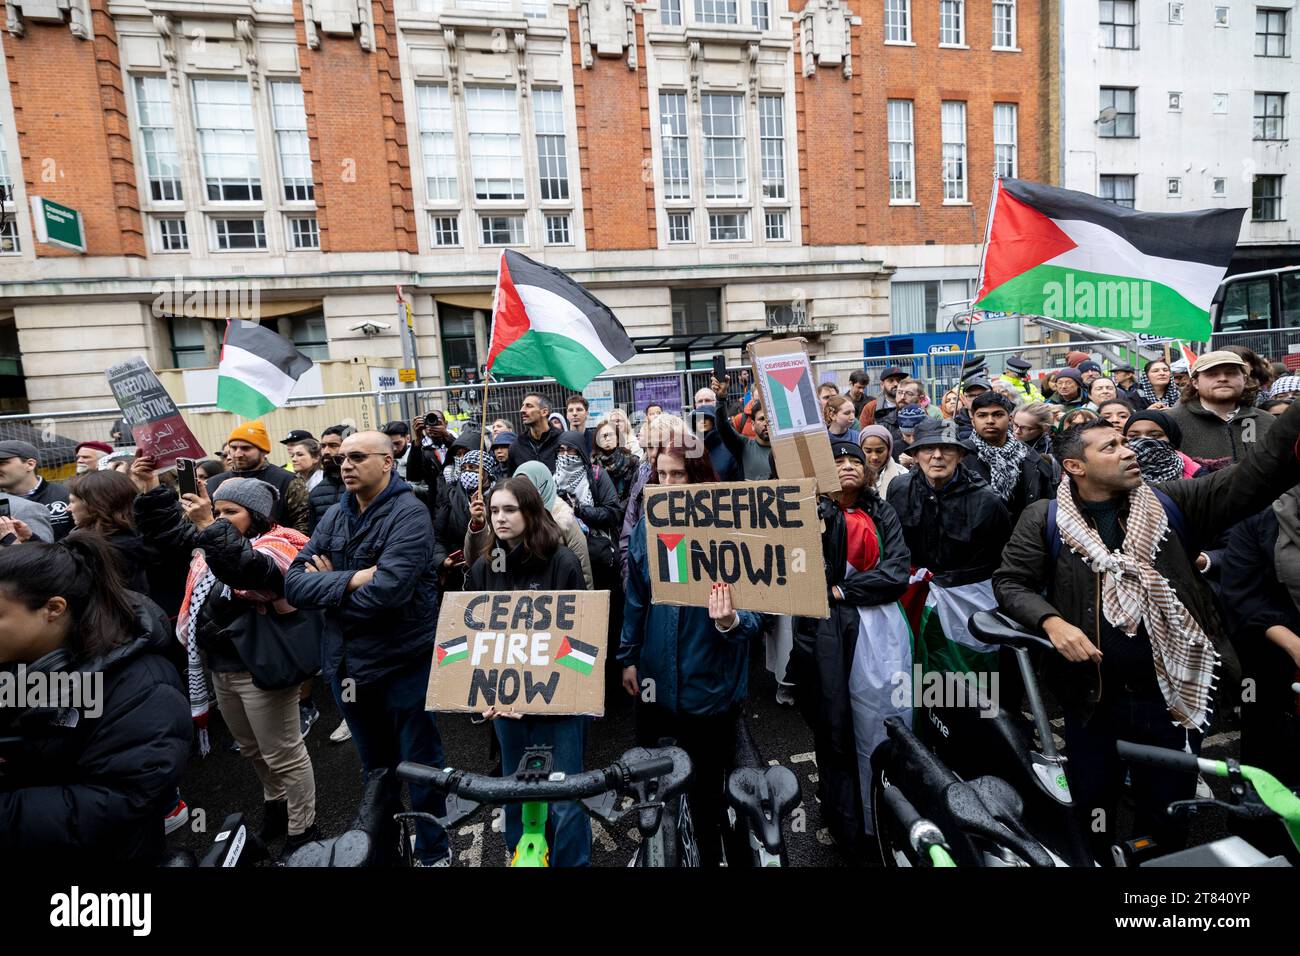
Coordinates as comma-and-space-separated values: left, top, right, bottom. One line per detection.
466, 476, 590, 867
619, 436, 765, 868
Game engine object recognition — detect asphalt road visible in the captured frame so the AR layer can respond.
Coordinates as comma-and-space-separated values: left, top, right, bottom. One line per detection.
169, 640, 1244, 868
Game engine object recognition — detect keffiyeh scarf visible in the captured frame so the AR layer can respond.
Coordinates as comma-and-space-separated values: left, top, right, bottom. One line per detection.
554, 453, 593, 508
971, 433, 1028, 502
1054, 476, 1217, 730
1127, 437, 1184, 484
1135, 375, 1179, 408
457, 450, 502, 492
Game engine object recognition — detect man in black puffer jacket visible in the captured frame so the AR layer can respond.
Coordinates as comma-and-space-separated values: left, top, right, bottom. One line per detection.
308, 425, 350, 533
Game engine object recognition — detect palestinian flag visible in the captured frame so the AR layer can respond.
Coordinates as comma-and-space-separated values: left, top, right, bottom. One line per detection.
975, 178, 1245, 341
554, 636, 599, 675
487, 250, 636, 390
436, 636, 468, 667
764, 363, 819, 431
657, 533, 689, 584
216, 320, 314, 418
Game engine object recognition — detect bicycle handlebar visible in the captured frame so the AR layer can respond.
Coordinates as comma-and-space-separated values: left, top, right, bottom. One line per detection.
396, 755, 675, 805
1116, 741, 1201, 775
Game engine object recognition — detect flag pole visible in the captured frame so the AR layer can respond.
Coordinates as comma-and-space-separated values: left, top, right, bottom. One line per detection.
479, 252, 507, 496
957, 174, 1002, 401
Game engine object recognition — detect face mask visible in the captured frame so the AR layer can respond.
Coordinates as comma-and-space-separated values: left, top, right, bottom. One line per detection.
556, 453, 583, 474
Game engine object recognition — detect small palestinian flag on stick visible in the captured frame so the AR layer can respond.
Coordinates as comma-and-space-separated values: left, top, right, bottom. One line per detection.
975, 178, 1245, 342
487, 250, 637, 390
554, 636, 599, 675
436, 636, 468, 668
217, 320, 314, 418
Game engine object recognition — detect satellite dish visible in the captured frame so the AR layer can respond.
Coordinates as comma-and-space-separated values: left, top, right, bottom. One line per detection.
1096, 106, 1118, 124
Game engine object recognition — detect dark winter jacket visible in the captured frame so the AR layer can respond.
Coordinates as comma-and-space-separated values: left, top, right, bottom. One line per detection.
207, 462, 310, 534
886, 466, 1012, 585
619, 461, 653, 584
0, 598, 190, 864
1167, 397, 1274, 467
964, 444, 1057, 526
508, 424, 564, 474
433, 479, 475, 589
620, 514, 764, 716
555, 430, 622, 535
285, 474, 438, 686
308, 470, 346, 533
993, 400, 1300, 720
465, 541, 585, 592
787, 491, 910, 853
689, 406, 741, 482
24, 477, 73, 541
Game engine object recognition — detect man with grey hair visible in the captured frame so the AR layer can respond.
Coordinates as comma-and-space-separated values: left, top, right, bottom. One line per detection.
285, 430, 449, 865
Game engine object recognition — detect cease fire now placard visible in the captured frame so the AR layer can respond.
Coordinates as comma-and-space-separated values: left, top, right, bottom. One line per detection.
644, 479, 828, 618
426, 590, 608, 716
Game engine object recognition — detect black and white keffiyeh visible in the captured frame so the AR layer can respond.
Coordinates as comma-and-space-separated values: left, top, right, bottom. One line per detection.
971, 433, 1028, 502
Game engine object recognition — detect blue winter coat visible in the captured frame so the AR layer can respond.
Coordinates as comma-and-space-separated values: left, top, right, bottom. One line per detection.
285, 474, 438, 686
619, 514, 764, 716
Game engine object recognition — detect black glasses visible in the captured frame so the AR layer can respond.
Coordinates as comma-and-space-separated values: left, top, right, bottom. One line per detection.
329, 452, 389, 465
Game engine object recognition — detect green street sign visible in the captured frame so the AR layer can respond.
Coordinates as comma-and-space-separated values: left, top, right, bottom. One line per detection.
30, 196, 86, 253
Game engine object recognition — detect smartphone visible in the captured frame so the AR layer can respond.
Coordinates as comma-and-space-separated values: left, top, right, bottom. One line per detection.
712, 354, 728, 383
448, 549, 465, 567
0, 498, 9, 519
176, 457, 198, 497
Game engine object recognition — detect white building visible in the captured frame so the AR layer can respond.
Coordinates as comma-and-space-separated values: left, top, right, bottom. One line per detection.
1060, 0, 1300, 271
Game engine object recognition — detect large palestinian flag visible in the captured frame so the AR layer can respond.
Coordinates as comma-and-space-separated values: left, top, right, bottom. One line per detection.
216, 320, 314, 419
486, 250, 636, 389
975, 178, 1245, 341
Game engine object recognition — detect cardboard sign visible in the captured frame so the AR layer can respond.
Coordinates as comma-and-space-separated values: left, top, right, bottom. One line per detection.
644, 479, 829, 618
105, 357, 206, 471
747, 338, 839, 495
426, 590, 608, 716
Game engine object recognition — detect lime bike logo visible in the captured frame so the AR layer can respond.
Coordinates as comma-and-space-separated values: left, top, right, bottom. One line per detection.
50, 887, 151, 936
890, 666, 999, 718
1, 665, 102, 718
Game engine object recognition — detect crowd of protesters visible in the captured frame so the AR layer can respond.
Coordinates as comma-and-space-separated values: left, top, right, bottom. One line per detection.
4, 341, 1300, 868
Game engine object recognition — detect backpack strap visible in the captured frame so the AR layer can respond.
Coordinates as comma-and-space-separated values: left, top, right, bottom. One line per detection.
1045, 491, 1194, 567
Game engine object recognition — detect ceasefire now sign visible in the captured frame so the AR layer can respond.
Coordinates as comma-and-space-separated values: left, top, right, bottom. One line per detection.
30, 196, 86, 252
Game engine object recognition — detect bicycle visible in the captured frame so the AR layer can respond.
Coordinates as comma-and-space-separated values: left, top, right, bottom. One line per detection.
872, 609, 1091, 867
722, 714, 801, 867
397, 744, 695, 867
1112, 741, 1300, 867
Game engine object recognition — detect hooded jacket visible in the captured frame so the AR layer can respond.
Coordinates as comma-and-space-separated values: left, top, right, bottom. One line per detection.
620, 513, 764, 715
886, 465, 1012, 585
1168, 397, 1274, 466
555, 430, 623, 536
0, 598, 191, 864
285, 473, 438, 686
964, 443, 1057, 526
993, 400, 1300, 720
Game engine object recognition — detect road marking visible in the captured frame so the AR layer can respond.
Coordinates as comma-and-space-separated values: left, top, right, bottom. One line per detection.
457, 822, 484, 867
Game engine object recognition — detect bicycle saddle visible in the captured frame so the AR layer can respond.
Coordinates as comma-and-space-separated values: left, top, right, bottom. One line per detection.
726, 766, 801, 855
941, 777, 1056, 867
968, 610, 1054, 652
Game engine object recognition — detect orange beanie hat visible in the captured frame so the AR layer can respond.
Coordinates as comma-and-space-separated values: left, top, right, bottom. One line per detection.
227, 420, 271, 453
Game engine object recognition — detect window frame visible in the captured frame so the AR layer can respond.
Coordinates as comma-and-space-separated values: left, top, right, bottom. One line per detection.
479, 213, 527, 246
1256, 8, 1290, 57
1252, 175, 1285, 222
1099, 86, 1138, 138
431, 213, 462, 248
1253, 92, 1287, 141
1099, 0, 1138, 50
191, 77, 264, 205
939, 0, 966, 46
992, 0, 1017, 49
884, 0, 912, 43
707, 210, 750, 242
941, 100, 968, 203
887, 98, 915, 203
993, 102, 1018, 180
1099, 174, 1137, 209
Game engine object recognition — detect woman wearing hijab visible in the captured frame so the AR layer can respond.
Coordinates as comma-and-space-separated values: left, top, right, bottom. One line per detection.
858, 425, 908, 498
1123, 410, 1202, 481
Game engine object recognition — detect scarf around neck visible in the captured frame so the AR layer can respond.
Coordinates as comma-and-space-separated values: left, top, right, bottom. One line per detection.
1136, 375, 1179, 408
555, 453, 593, 508
1054, 476, 1217, 730
971, 433, 1028, 502
1128, 437, 1185, 484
